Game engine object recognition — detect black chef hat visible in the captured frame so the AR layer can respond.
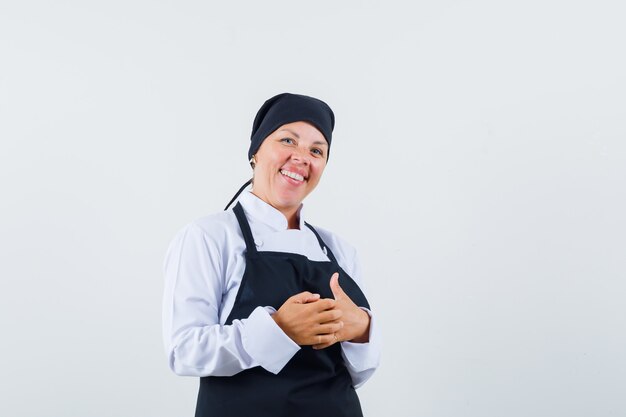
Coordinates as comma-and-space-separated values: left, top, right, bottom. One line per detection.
224, 93, 335, 211
248, 92, 335, 161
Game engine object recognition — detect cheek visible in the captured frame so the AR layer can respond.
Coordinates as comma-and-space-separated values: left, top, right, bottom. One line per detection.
258, 152, 282, 174
311, 163, 326, 182
268, 152, 289, 170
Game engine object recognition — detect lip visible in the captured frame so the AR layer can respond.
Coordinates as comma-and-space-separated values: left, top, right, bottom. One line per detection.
280, 172, 305, 186
280, 166, 308, 180
279, 171, 304, 186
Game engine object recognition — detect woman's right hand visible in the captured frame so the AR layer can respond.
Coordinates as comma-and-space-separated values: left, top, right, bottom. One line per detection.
272, 292, 344, 346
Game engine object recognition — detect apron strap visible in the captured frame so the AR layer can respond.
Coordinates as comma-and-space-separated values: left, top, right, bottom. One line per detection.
233, 202, 258, 256
304, 222, 339, 265
224, 179, 252, 211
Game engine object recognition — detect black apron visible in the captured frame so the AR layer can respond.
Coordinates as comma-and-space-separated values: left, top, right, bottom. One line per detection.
195, 202, 370, 417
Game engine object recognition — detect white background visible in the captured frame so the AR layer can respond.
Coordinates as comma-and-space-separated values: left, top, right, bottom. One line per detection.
1, 1, 625, 416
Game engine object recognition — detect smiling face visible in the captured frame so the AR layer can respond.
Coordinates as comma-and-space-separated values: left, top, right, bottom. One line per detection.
251, 121, 329, 225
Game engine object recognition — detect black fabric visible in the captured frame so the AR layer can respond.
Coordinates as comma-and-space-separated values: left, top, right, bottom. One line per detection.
195, 203, 369, 417
248, 92, 335, 161
223, 179, 252, 211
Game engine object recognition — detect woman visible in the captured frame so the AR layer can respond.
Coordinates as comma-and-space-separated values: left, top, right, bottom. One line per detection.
163, 93, 380, 417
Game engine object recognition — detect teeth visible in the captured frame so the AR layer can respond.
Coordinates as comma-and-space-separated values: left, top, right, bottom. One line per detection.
280, 169, 304, 181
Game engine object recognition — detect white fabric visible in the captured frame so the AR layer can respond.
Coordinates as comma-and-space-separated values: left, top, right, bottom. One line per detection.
162, 191, 380, 388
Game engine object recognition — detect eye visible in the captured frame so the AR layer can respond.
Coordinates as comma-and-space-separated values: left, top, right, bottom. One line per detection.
280, 137, 295, 145
311, 148, 324, 157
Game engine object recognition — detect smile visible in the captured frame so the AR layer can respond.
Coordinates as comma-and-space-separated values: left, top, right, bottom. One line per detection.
280, 169, 305, 182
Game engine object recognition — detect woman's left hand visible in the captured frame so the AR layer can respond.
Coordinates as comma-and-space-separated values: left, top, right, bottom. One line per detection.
312, 272, 371, 350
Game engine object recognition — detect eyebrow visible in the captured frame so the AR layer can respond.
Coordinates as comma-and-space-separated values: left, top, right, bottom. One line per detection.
278, 129, 300, 138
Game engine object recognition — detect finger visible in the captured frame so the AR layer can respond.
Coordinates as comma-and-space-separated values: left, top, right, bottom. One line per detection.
310, 333, 335, 347
317, 321, 344, 334
330, 272, 344, 300
312, 341, 335, 349
317, 309, 343, 323
313, 333, 341, 350
292, 291, 320, 304
301, 293, 321, 303
312, 298, 336, 311
312, 342, 334, 350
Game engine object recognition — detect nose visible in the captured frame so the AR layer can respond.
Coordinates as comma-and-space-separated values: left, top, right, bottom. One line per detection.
290, 147, 310, 165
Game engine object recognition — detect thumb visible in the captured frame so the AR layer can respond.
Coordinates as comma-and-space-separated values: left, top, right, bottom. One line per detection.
330, 272, 345, 300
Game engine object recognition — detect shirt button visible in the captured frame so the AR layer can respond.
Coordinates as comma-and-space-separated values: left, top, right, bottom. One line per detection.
255, 239, 263, 247
322, 246, 327, 256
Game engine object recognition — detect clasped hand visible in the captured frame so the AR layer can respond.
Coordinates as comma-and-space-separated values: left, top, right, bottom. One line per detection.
272, 273, 370, 350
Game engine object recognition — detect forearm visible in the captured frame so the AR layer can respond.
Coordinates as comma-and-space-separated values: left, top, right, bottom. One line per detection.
167, 306, 300, 377
340, 308, 380, 388
348, 308, 371, 343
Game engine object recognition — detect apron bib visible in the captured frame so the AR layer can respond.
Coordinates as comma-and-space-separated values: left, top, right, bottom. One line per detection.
195, 202, 370, 417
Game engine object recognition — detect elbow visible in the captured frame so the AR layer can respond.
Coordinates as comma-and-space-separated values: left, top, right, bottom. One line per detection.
167, 351, 184, 376
166, 348, 203, 377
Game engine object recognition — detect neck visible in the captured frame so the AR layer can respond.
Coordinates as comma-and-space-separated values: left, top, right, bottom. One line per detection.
274, 204, 300, 230
284, 208, 300, 230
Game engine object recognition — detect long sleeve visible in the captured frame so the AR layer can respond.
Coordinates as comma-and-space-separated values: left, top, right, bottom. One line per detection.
319, 229, 381, 388
340, 307, 380, 388
163, 192, 380, 387
162, 222, 300, 377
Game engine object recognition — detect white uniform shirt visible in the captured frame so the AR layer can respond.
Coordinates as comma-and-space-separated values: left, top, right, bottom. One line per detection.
162, 191, 380, 388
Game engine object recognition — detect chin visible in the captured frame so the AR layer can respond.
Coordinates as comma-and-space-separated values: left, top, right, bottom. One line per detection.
274, 197, 303, 210
273, 191, 306, 209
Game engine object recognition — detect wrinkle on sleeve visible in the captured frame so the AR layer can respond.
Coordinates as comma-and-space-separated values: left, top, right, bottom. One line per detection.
162, 222, 299, 377
320, 229, 381, 388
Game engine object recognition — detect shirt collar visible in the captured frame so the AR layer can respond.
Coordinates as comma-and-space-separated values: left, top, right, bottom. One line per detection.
238, 191, 306, 231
